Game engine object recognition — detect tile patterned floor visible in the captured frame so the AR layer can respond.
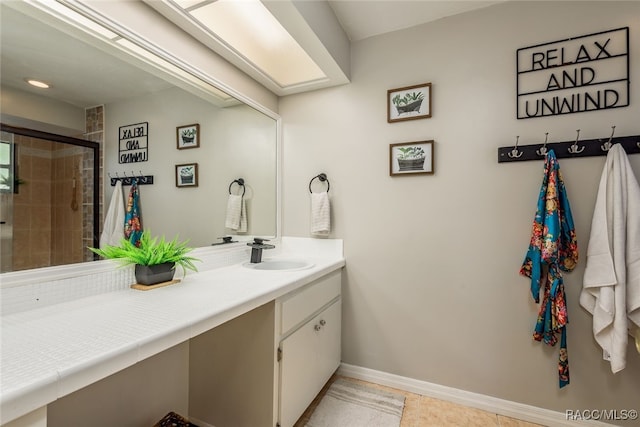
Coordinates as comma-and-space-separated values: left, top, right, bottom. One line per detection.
295, 375, 545, 427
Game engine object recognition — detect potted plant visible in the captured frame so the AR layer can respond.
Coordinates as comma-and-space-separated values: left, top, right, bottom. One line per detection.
392, 91, 424, 114
396, 146, 426, 171
89, 230, 199, 285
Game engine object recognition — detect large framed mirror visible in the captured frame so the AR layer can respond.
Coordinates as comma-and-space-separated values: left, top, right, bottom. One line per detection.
0, 2, 278, 273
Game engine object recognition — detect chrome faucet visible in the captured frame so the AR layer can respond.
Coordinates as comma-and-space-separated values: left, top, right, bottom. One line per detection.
247, 238, 275, 263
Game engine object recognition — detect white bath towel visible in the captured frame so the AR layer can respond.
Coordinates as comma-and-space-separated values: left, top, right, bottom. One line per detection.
100, 180, 125, 248
311, 191, 330, 235
225, 194, 247, 232
580, 144, 640, 373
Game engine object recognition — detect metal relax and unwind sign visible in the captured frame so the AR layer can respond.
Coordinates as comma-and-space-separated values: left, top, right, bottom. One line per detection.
118, 122, 149, 164
517, 27, 629, 119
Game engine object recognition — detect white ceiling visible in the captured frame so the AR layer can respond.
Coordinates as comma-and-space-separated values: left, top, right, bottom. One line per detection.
0, 4, 174, 109
328, 0, 505, 42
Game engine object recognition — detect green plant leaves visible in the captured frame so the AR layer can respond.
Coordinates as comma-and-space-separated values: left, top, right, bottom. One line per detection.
396, 146, 425, 160
392, 91, 424, 106
89, 230, 200, 275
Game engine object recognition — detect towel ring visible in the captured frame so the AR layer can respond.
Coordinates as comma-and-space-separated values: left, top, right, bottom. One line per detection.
309, 173, 330, 193
228, 178, 245, 196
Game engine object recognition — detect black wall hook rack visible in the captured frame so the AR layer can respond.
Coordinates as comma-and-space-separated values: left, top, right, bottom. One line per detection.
109, 172, 154, 186
309, 173, 330, 193
498, 134, 640, 163
229, 178, 246, 196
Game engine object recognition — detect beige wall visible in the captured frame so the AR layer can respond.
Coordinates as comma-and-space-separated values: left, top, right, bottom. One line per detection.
0, 86, 85, 136
280, 0, 640, 419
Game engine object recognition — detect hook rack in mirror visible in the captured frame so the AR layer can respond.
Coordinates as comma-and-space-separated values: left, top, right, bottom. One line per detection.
109, 171, 154, 186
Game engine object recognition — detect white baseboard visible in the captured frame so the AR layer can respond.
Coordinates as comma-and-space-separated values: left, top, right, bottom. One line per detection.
188, 417, 215, 427
337, 363, 615, 427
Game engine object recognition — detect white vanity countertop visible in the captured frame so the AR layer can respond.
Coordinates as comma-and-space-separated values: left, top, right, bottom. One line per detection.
0, 237, 345, 425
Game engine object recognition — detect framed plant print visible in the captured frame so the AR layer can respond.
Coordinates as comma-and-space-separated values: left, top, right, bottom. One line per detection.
175, 163, 198, 187
390, 140, 434, 176
387, 83, 432, 123
176, 123, 200, 149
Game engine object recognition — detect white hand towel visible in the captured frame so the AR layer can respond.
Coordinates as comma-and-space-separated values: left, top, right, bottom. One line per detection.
100, 180, 125, 248
225, 194, 248, 232
238, 197, 247, 233
310, 191, 330, 235
225, 194, 242, 230
580, 144, 640, 373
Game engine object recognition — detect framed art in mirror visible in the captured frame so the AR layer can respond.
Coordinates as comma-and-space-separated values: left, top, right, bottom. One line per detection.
387, 83, 432, 123
390, 140, 434, 176
177, 123, 200, 149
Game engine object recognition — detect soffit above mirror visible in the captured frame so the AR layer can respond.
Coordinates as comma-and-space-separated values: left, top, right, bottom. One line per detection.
143, 0, 351, 97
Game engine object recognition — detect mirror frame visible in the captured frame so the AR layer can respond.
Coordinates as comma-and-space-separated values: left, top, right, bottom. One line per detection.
0, 123, 101, 256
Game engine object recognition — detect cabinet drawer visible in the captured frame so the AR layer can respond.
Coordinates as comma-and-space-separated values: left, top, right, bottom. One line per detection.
280, 270, 341, 335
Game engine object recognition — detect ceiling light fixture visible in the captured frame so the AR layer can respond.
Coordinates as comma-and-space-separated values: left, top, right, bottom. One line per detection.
184, 0, 326, 87
25, 79, 50, 89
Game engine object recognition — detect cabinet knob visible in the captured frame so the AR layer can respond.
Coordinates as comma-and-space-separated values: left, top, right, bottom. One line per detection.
314, 324, 322, 331
319, 319, 326, 326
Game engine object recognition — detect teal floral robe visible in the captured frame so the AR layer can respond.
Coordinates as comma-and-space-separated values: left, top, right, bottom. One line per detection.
520, 150, 578, 388
124, 179, 143, 247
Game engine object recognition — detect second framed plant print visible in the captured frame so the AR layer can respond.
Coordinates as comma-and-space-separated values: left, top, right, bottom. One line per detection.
390, 140, 434, 176
387, 82, 431, 123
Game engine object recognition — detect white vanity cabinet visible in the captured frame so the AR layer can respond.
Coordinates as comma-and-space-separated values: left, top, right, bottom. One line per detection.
276, 269, 342, 427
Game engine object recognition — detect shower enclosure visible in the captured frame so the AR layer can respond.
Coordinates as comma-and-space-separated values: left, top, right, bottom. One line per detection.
0, 125, 99, 272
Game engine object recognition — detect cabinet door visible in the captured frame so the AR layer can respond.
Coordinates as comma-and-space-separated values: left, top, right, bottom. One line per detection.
316, 299, 341, 391
279, 314, 321, 427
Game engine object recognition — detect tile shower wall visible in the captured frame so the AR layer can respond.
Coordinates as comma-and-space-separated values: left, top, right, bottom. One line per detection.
9, 106, 103, 270
12, 137, 89, 270
51, 148, 85, 265
12, 135, 52, 270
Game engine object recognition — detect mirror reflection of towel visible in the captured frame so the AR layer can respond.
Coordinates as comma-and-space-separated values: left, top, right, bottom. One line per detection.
124, 179, 143, 246
311, 191, 330, 235
225, 194, 247, 232
100, 180, 125, 248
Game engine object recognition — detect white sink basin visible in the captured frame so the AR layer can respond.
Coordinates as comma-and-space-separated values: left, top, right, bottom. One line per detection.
242, 259, 314, 271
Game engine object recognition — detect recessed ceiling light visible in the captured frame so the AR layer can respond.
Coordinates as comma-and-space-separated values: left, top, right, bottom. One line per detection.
25, 79, 50, 89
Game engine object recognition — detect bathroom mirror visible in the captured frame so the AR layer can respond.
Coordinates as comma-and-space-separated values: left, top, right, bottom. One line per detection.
0, 3, 278, 272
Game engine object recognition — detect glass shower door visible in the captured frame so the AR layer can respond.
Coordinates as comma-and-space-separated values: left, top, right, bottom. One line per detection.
0, 133, 15, 272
